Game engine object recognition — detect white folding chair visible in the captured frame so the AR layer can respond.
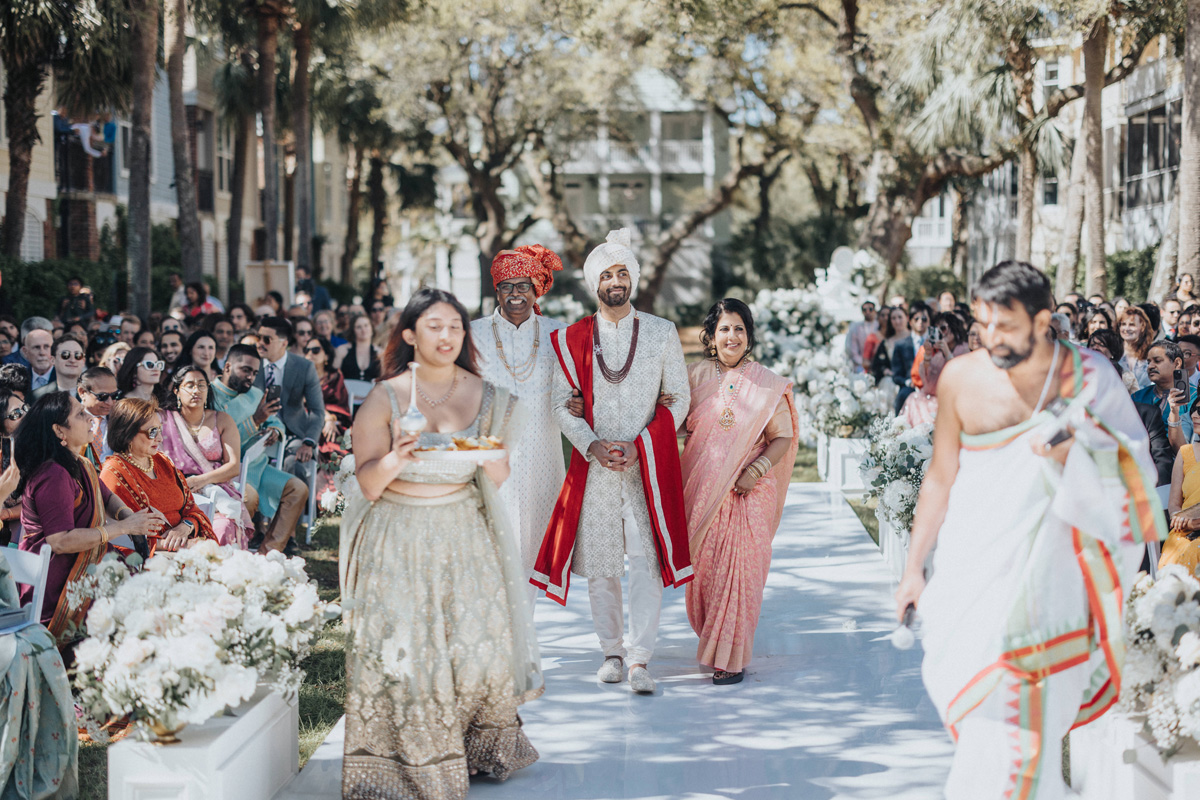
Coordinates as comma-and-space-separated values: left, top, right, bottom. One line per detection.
194, 494, 215, 523
302, 461, 319, 545
344, 379, 374, 417
1, 546, 52, 632
237, 435, 274, 494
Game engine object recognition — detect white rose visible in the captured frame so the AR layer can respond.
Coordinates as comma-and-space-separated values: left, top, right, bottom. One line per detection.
1178, 631, 1200, 668
114, 638, 155, 668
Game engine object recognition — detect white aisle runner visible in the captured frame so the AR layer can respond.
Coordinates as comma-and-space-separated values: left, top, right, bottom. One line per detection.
280, 483, 952, 799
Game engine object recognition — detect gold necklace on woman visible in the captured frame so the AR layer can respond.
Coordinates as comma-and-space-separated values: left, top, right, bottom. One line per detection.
417, 369, 460, 407
715, 356, 751, 430
182, 409, 205, 439
493, 317, 539, 383
119, 452, 155, 477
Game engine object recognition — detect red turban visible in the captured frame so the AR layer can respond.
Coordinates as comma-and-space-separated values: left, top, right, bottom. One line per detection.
490, 244, 563, 315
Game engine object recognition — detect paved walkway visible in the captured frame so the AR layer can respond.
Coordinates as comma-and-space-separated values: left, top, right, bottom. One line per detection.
279, 483, 953, 799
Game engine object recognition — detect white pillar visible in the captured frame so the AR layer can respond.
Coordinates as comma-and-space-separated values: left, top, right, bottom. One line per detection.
598, 121, 610, 215
702, 111, 716, 237
650, 111, 663, 219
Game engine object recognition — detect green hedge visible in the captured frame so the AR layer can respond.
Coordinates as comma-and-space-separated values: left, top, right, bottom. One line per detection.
0, 256, 120, 322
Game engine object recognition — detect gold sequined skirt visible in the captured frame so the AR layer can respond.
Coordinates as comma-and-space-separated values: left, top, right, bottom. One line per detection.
342, 486, 538, 800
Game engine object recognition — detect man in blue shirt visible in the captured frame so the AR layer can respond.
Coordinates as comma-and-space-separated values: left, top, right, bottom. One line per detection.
1131, 339, 1195, 452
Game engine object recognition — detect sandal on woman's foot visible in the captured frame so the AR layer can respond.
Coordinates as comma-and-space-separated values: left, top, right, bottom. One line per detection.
713, 670, 743, 685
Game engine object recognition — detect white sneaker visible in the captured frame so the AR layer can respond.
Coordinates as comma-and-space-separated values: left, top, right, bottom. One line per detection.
629, 665, 656, 694
597, 656, 624, 683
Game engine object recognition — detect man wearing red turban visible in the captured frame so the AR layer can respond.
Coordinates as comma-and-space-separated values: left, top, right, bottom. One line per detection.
472, 244, 569, 609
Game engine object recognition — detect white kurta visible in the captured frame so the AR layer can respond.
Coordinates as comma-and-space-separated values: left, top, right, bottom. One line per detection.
551, 310, 691, 579
472, 310, 568, 577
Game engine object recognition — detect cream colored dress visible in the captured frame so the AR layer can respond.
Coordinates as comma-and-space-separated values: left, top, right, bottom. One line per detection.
339, 381, 542, 800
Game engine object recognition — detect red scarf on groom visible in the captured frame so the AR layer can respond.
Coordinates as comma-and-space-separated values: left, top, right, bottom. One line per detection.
531, 315, 693, 605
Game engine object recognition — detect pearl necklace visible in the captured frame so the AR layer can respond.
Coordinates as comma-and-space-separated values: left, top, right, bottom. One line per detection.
417, 369, 460, 407
492, 317, 539, 383
715, 356, 751, 430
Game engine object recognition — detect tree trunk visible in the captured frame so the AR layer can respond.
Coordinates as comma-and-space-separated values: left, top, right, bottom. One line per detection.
341, 145, 362, 285
166, 0, 203, 284
128, 0, 159, 320
282, 167, 294, 260
1, 60, 46, 259
226, 110, 251, 285
256, 13, 281, 261
368, 154, 387, 278
1181, 0, 1200, 289
293, 22, 313, 276
946, 187, 971, 280
1055, 119, 1088, 297
1008, 40, 1037, 263
1150, 187, 1181, 302
1084, 19, 1108, 297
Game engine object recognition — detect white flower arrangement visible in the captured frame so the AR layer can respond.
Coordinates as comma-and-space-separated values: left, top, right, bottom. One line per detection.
70, 543, 340, 736
859, 416, 933, 533
1120, 565, 1200, 756
799, 354, 891, 439
540, 294, 587, 324
750, 288, 839, 379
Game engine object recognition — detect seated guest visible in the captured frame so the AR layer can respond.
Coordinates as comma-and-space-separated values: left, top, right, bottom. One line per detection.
228, 303, 255, 333
844, 300, 878, 373
1177, 308, 1195, 341
100, 398, 217, 557
1131, 339, 1196, 453
1178, 334, 1200, 388
33, 336, 86, 399
158, 316, 184, 338
99, 342, 130, 374
158, 367, 252, 548
1162, 297, 1183, 339
900, 311, 968, 426
3, 317, 52, 372
314, 309, 347, 348
1054, 302, 1078, 334
212, 315, 235, 369
1078, 307, 1112, 340
1086, 329, 1135, 392
211, 345, 309, 554
304, 336, 350, 457
21, 328, 56, 393
871, 307, 908, 384
115, 346, 165, 403
1134, 399, 1175, 489
967, 320, 984, 351
184, 282, 218, 318
0, 364, 30, 402
1049, 313, 1072, 342
134, 329, 156, 349
289, 317, 315, 357
77, 367, 119, 469
159, 330, 185, 375
0, 388, 25, 543
253, 316, 324, 486
333, 313, 381, 382
175, 330, 219, 382
1118, 305, 1154, 390
17, 392, 164, 641
1159, 399, 1200, 574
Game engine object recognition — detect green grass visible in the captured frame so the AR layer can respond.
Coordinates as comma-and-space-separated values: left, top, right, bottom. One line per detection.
78, 518, 347, 795
792, 447, 819, 483
848, 497, 880, 545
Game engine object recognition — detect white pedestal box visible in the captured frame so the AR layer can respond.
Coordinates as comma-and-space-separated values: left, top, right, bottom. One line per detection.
826, 437, 869, 495
876, 511, 908, 583
1072, 712, 1200, 800
816, 433, 829, 481
108, 687, 298, 800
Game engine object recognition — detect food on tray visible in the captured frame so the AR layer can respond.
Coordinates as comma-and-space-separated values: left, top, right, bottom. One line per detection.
415, 435, 503, 452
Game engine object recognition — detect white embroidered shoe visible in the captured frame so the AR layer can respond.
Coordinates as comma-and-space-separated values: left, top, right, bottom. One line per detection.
597, 656, 624, 683
628, 665, 656, 694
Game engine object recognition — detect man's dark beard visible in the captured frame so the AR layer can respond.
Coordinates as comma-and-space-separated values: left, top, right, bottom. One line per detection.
224, 375, 253, 394
987, 331, 1037, 370
598, 286, 628, 308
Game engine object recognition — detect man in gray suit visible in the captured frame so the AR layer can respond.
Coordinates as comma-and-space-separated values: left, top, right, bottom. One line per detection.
253, 316, 325, 497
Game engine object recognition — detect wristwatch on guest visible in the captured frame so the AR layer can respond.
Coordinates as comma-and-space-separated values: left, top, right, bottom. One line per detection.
303, 438, 316, 449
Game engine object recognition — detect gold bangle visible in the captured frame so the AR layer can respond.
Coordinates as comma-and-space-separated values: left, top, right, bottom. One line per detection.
754, 456, 772, 474
98, 525, 109, 545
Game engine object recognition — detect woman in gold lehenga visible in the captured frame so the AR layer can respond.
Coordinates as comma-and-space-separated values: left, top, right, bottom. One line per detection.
1160, 399, 1200, 573
340, 288, 542, 799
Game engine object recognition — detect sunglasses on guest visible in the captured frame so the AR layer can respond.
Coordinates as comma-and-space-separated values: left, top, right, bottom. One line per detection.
139, 360, 165, 371
85, 391, 122, 402
58, 351, 85, 361
4, 405, 28, 422
303, 345, 323, 355
139, 426, 162, 440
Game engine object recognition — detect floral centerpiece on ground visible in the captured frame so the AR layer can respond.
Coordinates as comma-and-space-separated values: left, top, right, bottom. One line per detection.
859, 416, 934, 533
70, 543, 339, 739
802, 363, 891, 439
751, 288, 839, 379
1120, 565, 1200, 756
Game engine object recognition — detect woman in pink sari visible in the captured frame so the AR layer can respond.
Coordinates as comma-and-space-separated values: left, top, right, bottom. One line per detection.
681, 299, 800, 685
158, 366, 253, 547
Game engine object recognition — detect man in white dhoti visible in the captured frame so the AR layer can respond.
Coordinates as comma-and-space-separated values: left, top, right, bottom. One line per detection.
472, 245, 568, 605
896, 261, 1166, 799
532, 229, 693, 695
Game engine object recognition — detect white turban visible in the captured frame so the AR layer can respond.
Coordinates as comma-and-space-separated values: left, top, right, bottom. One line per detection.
583, 228, 640, 299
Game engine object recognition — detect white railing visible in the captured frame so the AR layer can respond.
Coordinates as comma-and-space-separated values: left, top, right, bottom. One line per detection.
911, 218, 951, 246
660, 141, 704, 173
562, 139, 706, 174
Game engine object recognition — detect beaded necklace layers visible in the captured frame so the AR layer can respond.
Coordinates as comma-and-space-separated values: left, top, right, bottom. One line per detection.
715, 356, 751, 430
493, 316, 540, 384
118, 452, 155, 477
593, 314, 640, 384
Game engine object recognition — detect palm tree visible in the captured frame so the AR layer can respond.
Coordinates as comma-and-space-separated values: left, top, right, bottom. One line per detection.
1083, 17, 1107, 297
215, 52, 257, 285
1181, 0, 1200, 289
128, 0, 159, 320
1055, 127, 1086, 297
166, 0, 203, 284
249, 0, 291, 262
0, 0, 103, 258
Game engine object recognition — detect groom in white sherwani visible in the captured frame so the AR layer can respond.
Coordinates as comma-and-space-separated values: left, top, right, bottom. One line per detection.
532, 228, 693, 695
472, 245, 568, 605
